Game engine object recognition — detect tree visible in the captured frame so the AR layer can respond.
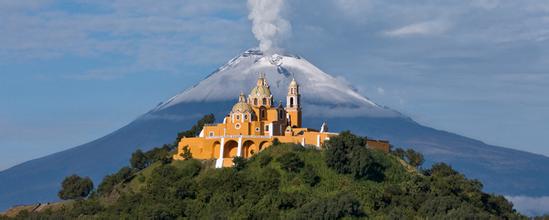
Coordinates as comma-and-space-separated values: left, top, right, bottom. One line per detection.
277, 152, 304, 172
97, 167, 133, 195
130, 149, 148, 170
181, 145, 193, 160
302, 165, 320, 186
145, 145, 172, 164
324, 131, 363, 174
297, 192, 364, 219
259, 154, 272, 167
58, 175, 94, 200
427, 163, 458, 177
272, 138, 281, 146
406, 149, 425, 168
391, 148, 406, 160
350, 147, 385, 182
233, 156, 247, 171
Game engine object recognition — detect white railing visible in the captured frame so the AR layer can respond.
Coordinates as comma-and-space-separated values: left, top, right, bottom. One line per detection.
206, 135, 272, 139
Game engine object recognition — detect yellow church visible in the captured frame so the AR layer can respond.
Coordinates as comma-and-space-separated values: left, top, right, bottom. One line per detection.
173, 74, 338, 168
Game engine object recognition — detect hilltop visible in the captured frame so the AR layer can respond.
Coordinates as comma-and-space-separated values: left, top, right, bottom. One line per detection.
1, 129, 524, 219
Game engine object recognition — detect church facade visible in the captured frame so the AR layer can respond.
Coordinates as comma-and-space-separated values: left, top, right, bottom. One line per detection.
173, 74, 338, 168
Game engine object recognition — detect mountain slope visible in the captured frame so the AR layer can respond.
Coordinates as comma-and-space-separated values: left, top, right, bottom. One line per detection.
1, 49, 548, 211
153, 49, 397, 118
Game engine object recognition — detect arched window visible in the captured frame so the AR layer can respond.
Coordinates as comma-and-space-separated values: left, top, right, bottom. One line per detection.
254, 98, 258, 105
260, 108, 266, 120
262, 98, 267, 105
290, 97, 294, 108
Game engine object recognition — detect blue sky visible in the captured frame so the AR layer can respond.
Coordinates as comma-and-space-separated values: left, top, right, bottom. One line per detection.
1, 0, 548, 171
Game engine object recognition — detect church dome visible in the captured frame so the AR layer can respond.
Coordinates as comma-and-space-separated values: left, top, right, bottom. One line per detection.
250, 73, 272, 97
232, 101, 253, 113
250, 85, 271, 97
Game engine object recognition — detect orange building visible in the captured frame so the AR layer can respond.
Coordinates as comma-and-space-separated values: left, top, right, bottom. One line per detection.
173, 74, 338, 168
366, 140, 391, 153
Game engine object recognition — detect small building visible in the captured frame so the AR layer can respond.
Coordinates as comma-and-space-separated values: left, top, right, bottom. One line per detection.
173, 74, 338, 167
366, 140, 391, 153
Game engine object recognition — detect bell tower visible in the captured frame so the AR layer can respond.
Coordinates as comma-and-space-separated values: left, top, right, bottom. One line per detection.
286, 78, 302, 127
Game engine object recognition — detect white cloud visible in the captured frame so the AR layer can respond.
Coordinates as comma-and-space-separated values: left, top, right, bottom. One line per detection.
506, 195, 549, 216
384, 21, 451, 37
0, 0, 251, 79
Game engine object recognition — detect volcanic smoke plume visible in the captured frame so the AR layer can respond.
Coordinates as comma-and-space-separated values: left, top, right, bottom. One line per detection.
247, 0, 291, 54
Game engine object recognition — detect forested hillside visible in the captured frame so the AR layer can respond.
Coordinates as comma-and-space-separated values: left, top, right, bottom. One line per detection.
1, 130, 524, 219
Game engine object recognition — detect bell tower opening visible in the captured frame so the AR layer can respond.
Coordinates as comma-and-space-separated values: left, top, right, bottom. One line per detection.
286, 78, 302, 128
290, 97, 294, 108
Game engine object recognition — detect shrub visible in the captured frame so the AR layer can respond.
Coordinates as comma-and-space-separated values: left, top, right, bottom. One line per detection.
324, 131, 364, 174
297, 192, 364, 219
130, 149, 147, 170
97, 166, 133, 195
146, 145, 172, 164
259, 154, 272, 167
301, 165, 320, 186
179, 159, 202, 178
181, 145, 193, 160
325, 131, 386, 182
350, 147, 386, 182
426, 163, 458, 177
70, 199, 105, 216
257, 167, 281, 191
391, 148, 406, 160
175, 179, 197, 200
233, 156, 247, 171
130, 145, 172, 171
58, 175, 94, 200
272, 138, 281, 146
406, 149, 424, 168
276, 152, 304, 172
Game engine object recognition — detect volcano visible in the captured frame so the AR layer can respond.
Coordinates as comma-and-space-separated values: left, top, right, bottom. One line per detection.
1, 49, 549, 210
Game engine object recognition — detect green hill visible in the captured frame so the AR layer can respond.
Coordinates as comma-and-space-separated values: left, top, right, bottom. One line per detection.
2, 130, 524, 219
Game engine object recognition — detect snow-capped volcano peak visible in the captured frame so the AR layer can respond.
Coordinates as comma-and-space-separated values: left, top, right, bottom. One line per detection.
154, 49, 400, 118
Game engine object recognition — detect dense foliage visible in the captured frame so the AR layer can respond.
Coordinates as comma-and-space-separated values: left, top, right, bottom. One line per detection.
6, 130, 524, 219
96, 166, 133, 196
58, 175, 94, 200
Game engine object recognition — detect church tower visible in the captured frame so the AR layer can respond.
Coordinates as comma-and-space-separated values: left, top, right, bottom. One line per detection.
248, 73, 273, 108
286, 78, 302, 127
248, 73, 273, 122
